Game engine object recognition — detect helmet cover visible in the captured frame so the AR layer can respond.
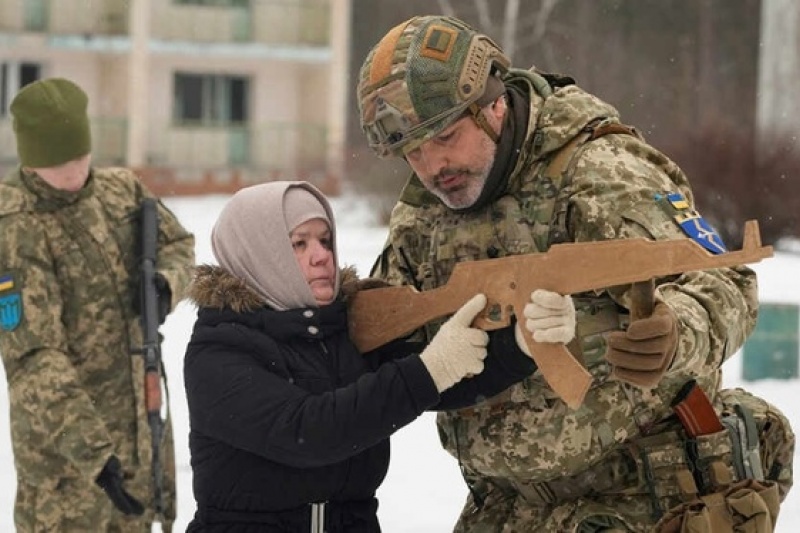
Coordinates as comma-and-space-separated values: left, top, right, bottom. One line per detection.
358, 15, 510, 158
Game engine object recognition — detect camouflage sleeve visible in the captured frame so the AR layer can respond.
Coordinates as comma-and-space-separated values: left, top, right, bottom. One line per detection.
0, 214, 113, 479
102, 168, 195, 311
127, 177, 195, 310
370, 201, 428, 287
370, 201, 436, 344
566, 137, 758, 376
140, 185, 196, 311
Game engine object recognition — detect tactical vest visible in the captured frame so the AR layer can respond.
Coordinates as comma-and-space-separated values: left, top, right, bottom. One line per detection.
525, 110, 642, 370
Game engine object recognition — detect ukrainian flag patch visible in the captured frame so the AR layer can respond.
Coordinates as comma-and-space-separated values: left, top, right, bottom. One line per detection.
0, 273, 22, 331
666, 192, 690, 210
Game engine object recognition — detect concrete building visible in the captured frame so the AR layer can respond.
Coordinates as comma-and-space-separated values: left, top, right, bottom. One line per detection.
0, 0, 350, 194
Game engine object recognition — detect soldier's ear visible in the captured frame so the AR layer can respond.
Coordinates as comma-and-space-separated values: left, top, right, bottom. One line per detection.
491, 95, 507, 117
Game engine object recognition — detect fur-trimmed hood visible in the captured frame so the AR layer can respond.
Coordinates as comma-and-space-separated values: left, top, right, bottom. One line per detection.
186, 264, 360, 313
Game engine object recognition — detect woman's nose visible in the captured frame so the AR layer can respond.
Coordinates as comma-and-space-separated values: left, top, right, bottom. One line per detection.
309, 242, 331, 264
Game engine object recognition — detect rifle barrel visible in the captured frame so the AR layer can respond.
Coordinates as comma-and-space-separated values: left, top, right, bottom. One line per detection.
139, 198, 165, 517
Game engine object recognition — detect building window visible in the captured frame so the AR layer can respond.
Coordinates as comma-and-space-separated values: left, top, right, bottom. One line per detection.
173, 73, 249, 126
173, 0, 249, 7
1, 62, 42, 117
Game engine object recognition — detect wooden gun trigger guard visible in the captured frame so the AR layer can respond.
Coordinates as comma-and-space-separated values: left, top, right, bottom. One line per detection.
472, 299, 512, 330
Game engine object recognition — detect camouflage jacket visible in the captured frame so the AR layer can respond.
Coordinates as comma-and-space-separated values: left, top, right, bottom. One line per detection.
0, 166, 194, 508
371, 68, 759, 482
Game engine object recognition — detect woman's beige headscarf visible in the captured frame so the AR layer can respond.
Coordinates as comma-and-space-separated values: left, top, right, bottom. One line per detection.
211, 181, 339, 310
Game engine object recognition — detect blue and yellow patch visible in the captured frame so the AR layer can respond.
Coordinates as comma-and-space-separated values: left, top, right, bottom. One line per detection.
656, 193, 727, 254
666, 192, 690, 210
0, 272, 22, 331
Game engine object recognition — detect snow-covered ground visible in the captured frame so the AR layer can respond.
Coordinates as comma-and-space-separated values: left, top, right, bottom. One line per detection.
1, 193, 798, 532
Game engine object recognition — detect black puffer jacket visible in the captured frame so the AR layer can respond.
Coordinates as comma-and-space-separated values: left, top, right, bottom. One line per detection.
184, 265, 535, 532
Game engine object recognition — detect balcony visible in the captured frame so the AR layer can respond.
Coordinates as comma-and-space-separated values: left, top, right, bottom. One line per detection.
3, 1, 329, 48
152, 1, 329, 47
88, 118, 327, 171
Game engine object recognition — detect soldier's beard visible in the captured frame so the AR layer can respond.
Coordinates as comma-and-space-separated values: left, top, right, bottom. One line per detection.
432, 139, 496, 210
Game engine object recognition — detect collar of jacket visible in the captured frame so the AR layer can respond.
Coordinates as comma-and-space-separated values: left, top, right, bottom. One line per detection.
187, 264, 350, 342
200, 301, 348, 343
20, 166, 96, 211
187, 264, 357, 313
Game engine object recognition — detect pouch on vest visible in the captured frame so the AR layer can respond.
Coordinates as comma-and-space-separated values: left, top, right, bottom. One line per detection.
718, 388, 795, 502
629, 387, 794, 521
654, 478, 780, 533
634, 386, 793, 531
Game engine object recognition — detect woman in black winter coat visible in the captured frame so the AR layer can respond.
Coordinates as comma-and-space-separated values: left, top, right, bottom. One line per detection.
183, 181, 549, 532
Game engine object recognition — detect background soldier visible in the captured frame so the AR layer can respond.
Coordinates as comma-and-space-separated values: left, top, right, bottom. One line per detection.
0, 78, 195, 532
358, 15, 794, 531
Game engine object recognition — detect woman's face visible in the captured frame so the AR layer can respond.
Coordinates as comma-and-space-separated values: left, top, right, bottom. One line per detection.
290, 218, 336, 305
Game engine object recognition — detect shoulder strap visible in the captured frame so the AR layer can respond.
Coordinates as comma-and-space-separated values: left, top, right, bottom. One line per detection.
0, 181, 30, 218
545, 120, 640, 247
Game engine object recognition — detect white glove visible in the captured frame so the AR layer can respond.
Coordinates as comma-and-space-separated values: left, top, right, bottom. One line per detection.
420, 294, 489, 393
514, 289, 576, 355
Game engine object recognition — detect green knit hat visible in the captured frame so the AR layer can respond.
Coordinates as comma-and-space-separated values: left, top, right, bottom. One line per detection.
11, 77, 92, 168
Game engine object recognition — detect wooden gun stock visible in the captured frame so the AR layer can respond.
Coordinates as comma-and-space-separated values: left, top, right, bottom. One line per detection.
348, 220, 773, 409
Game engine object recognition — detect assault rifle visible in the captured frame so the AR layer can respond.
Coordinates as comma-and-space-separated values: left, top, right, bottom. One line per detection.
348, 220, 773, 409
139, 198, 165, 518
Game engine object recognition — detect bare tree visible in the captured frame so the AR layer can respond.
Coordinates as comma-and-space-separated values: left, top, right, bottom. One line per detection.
501, 0, 520, 58
430, 0, 561, 64
473, 0, 493, 30
435, 0, 494, 33
435, 0, 456, 17
516, 0, 560, 62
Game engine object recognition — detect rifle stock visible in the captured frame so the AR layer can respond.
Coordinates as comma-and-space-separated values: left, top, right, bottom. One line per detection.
348, 220, 773, 409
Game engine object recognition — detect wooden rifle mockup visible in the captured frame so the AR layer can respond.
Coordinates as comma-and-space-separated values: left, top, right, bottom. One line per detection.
139, 198, 165, 518
348, 220, 773, 409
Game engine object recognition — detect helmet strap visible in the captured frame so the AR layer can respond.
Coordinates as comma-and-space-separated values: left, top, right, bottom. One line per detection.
468, 102, 500, 143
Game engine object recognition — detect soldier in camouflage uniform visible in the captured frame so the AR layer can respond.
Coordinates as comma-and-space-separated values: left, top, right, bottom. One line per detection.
0, 78, 195, 532
357, 15, 794, 532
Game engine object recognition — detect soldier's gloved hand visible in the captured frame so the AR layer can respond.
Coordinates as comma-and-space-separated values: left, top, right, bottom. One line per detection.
136, 273, 171, 324
95, 455, 144, 516
605, 303, 679, 388
514, 289, 576, 356
420, 294, 489, 392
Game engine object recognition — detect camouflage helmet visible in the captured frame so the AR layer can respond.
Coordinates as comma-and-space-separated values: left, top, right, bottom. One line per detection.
358, 15, 510, 158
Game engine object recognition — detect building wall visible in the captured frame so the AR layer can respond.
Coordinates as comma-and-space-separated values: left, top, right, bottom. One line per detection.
0, 0, 345, 194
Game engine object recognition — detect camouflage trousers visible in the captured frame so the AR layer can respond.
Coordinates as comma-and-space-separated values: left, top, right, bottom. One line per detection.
447, 388, 794, 533
14, 475, 164, 533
